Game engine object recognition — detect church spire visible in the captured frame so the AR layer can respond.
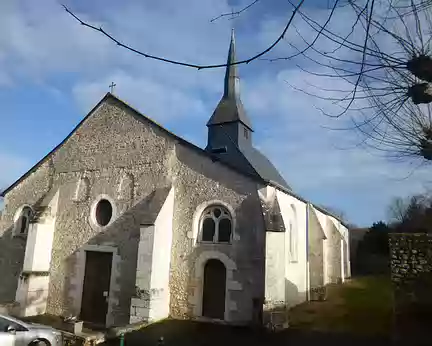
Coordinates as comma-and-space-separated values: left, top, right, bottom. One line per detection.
206, 30, 253, 131
224, 29, 240, 99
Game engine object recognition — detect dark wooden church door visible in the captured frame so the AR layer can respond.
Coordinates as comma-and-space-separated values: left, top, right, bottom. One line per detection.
80, 251, 112, 325
202, 259, 226, 319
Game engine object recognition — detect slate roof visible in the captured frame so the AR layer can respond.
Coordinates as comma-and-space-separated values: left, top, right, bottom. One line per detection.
242, 146, 291, 190
207, 97, 252, 130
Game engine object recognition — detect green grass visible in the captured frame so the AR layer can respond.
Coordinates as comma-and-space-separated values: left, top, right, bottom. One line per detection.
289, 276, 393, 336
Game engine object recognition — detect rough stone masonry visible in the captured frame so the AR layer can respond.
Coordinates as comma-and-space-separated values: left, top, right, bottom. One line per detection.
389, 233, 432, 309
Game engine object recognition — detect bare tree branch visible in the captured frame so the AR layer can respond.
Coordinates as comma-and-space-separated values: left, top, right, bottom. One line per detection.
63, 1, 305, 70
63, 0, 432, 163
210, 0, 260, 22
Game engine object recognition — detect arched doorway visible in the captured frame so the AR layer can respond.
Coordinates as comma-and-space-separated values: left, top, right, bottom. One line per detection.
202, 259, 226, 319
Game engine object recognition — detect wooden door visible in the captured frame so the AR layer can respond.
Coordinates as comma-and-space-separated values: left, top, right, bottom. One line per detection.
80, 251, 113, 325
202, 259, 226, 319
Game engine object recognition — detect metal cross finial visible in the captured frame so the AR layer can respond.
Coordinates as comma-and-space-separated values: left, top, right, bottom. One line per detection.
230, 6, 236, 21
229, 7, 238, 31
109, 82, 116, 93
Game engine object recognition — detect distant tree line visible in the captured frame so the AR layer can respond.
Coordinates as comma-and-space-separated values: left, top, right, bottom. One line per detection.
353, 192, 432, 275
387, 194, 432, 234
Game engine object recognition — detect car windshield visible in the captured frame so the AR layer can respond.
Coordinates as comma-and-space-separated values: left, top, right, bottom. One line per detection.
0, 316, 27, 332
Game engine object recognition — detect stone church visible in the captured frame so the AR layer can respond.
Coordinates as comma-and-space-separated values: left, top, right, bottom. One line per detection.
0, 32, 350, 328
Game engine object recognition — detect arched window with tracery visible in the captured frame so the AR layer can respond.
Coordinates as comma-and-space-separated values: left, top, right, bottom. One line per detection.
200, 205, 232, 243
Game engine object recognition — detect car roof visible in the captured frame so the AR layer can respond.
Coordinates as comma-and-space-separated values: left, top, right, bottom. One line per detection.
0, 314, 31, 327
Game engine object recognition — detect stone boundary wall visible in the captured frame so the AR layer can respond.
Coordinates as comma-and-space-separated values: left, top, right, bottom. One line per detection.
389, 233, 432, 302
389, 233, 432, 338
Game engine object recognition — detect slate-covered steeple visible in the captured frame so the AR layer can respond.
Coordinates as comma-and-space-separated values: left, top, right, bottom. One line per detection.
224, 29, 241, 100
205, 30, 290, 190
206, 29, 253, 131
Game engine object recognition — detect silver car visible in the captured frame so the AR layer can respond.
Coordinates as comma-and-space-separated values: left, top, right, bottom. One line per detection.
0, 314, 63, 345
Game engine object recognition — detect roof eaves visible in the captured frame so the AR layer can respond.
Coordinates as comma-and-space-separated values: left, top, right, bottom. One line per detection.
266, 179, 349, 228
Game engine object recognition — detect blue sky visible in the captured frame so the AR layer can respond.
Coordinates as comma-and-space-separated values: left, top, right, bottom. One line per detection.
0, 0, 431, 226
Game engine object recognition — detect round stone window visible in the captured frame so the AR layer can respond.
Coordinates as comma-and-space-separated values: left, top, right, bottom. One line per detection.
95, 199, 113, 226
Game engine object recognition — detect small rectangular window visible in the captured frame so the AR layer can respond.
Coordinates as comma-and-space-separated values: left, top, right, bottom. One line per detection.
244, 127, 248, 139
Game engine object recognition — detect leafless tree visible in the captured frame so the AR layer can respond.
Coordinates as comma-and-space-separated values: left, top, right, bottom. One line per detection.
318, 204, 348, 222
275, 0, 432, 161
387, 196, 410, 223
63, 0, 432, 161
387, 192, 432, 231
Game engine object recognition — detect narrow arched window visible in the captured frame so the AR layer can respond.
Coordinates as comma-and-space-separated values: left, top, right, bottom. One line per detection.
200, 205, 232, 243
289, 204, 298, 262
15, 206, 33, 236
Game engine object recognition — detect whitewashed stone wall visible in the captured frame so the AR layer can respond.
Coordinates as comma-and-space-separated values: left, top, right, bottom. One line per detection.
263, 186, 309, 325
277, 190, 308, 307
130, 188, 174, 323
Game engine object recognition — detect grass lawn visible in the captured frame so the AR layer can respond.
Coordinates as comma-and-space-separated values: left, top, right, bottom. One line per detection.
288, 276, 393, 336
100, 277, 394, 346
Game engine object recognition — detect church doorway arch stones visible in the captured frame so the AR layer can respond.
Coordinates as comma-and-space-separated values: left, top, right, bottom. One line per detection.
191, 251, 242, 321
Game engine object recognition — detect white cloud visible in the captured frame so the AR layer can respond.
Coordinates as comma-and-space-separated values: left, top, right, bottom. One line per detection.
0, 0, 235, 84
72, 70, 208, 124
0, 0, 116, 81
1, 0, 431, 226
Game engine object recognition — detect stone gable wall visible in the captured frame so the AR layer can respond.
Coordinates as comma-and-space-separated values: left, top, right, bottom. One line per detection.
0, 97, 266, 325
0, 98, 175, 325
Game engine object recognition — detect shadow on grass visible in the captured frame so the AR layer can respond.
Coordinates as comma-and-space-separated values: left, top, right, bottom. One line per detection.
102, 319, 392, 346
289, 276, 393, 337
103, 276, 432, 346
